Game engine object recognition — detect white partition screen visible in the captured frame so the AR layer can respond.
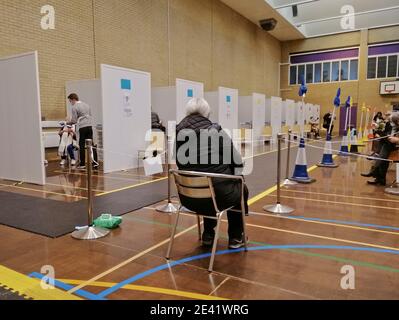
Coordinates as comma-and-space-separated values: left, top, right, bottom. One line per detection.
101, 64, 151, 173
176, 79, 204, 123
0, 52, 45, 185
297, 101, 305, 132
252, 93, 266, 143
285, 99, 296, 127
238, 96, 252, 125
270, 96, 282, 141
218, 87, 238, 134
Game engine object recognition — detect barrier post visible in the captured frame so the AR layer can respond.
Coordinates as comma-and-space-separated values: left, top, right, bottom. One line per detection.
283, 130, 298, 186
264, 134, 295, 214
72, 139, 110, 240
156, 129, 178, 214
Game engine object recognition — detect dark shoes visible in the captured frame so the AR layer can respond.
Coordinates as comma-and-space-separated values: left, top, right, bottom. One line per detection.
201, 232, 215, 247
228, 234, 248, 250
361, 172, 373, 177
202, 232, 248, 249
367, 179, 386, 186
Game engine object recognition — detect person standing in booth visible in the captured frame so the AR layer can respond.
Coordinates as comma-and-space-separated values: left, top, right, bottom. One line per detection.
67, 93, 98, 170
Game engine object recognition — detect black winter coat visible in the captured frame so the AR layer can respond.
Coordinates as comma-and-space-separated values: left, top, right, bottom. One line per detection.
175, 113, 245, 214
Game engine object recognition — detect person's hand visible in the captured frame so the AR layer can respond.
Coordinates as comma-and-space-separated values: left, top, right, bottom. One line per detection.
388, 136, 399, 144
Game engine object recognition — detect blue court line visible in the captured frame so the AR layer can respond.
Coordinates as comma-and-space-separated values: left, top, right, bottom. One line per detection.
96, 245, 399, 299
285, 216, 399, 232
29, 272, 105, 300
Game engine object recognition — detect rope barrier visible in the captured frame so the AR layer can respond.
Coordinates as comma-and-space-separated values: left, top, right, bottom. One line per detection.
285, 138, 393, 163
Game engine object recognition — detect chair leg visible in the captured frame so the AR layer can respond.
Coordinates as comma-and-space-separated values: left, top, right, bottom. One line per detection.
241, 210, 248, 252
166, 209, 180, 260
208, 212, 223, 273
197, 216, 202, 241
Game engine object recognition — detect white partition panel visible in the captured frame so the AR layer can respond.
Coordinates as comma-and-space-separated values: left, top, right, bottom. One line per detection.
312, 104, 321, 123
238, 96, 252, 125
285, 99, 296, 127
281, 101, 287, 123
176, 79, 204, 123
101, 64, 151, 173
252, 93, 266, 144
305, 103, 314, 124
218, 87, 238, 133
0, 52, 45, 185
270, 96, 282, 141
297, 101, 305, 132
265, 98, 271, 125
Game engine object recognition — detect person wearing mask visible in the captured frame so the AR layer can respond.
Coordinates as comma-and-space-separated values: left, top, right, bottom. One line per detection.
361, 112, 399, 186
67, 93, 97, 170
175, 98, 249, 250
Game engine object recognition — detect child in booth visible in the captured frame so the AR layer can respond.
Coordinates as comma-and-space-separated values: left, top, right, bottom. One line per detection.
58, 121, 79, 166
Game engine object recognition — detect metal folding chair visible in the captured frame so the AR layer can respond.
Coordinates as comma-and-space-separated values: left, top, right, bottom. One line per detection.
166, 170, 248, 272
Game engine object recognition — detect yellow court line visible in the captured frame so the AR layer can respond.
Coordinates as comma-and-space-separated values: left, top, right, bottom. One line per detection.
0, 265, 81, 300
269, 195, 399, 211
282, 189, 399, 204
0, 183, 86, 200
61, 279, 228, 301
68, 222, 199, 294
96, 177, 168, 197
54, 170, 145, 183
45, 182, 104, 193
249, 211, 399, 236
244, 221, 399, 252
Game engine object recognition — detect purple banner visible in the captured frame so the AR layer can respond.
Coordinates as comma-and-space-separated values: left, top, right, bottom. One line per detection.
291, 48, 359, 64
369, 43, 399, 56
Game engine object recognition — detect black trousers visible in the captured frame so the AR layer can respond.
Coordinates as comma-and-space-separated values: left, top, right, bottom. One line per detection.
371, 141, 396, 182
79, 126, 93, 166
203, 184, 249, 240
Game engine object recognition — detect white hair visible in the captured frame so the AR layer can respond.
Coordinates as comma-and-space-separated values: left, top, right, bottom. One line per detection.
186, 98, 211, 118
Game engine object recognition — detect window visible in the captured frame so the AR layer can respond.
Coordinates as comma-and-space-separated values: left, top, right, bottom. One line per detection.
367, 57, 376, 79
306, 64, 313, 83
332, 61, 340, 81
290, 65, 297, 85
314, 63, 322, 83
340, 60, 349, 81
298, 65, 305, 84
350, 60, 358, 80
323, 62, 331, 82
377, 56, 387, 78
388, 55, 398, 78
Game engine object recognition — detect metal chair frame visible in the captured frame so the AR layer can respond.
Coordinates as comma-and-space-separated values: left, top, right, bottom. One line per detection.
166, 169, 248, 272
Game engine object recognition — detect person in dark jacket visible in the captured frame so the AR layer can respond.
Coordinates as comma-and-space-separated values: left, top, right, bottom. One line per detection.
151, 111, 166, 132
175, 98, 249, 250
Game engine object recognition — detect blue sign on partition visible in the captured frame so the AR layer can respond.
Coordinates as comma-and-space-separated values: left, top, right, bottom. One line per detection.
121, 79, 132, 90
226, 96, 231, 103
187, 89, 194, 98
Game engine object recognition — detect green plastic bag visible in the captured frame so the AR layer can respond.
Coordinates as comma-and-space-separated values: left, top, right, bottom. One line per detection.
93, 214, 122, 229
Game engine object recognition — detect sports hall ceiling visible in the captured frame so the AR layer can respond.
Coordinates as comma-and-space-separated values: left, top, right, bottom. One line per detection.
220, 0, 399, 41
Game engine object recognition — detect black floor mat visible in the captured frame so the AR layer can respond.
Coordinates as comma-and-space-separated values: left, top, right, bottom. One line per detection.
0, 179, 168, 238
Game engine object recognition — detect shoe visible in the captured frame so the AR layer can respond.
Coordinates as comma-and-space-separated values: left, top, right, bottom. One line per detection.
93, 163, 99, 170
367, 179, 386, 186
201, 232, 215, 247
228, 235, 248, 250
361, 172, 373, 177
70, 159, 76, 166
76, 166, 86, 170
60, 159, 66, 166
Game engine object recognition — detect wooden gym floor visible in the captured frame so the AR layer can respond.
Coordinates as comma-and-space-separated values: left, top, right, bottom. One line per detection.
0, 143, 398, 300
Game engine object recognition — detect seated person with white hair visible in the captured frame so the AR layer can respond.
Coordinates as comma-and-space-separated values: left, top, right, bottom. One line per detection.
175, 98, 249, 250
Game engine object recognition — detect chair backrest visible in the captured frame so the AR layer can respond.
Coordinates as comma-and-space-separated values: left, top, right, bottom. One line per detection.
281, 125, 289, 134
263, 126, 272, 136
173, 172, 213, 200
291, 124, 300, 133
304, 124, 311, 132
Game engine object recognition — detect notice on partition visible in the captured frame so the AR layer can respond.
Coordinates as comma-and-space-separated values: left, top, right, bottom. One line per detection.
226, 95, 232, 119
121, 79, 133, 118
